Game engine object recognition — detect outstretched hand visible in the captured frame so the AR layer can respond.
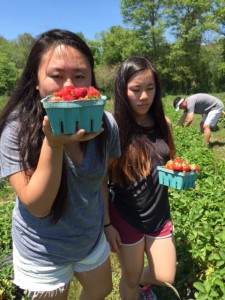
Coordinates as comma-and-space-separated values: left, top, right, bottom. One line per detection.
42, 116, 104, 147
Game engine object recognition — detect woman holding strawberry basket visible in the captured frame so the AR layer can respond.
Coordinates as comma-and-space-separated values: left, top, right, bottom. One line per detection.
0, 29, 120, 300
105, 56, 177, 300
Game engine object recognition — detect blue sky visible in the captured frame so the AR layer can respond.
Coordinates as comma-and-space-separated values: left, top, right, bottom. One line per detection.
0, 0, 125, 41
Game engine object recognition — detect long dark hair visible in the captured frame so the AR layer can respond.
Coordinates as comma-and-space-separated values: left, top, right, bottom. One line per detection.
0, 29, 106, 223
111, 56, 176, 184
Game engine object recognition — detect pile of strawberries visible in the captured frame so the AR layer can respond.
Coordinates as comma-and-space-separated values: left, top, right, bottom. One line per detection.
49, 85, 101, 102
165, 157, 200, 173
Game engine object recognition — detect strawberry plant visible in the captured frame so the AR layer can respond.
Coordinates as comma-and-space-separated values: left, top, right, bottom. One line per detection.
156, 107, 225, 299
0, 195, 16, 300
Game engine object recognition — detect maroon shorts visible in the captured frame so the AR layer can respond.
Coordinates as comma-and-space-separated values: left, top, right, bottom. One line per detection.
109, 202, 174, 245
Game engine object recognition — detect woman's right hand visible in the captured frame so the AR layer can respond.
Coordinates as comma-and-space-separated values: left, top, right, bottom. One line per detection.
42, 116, 104, 148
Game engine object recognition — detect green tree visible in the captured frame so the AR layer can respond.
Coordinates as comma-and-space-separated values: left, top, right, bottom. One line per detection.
120, 0, 169, 63
12, 33, 34, 69
100, 26, 141, 65
210, 1, 225, 90
0, 33, 35, 71
164, 0, 212, 92
0, 34, 33, 95
213, 0, 225, 37
87, 38, 103, 67
0, 54, 20, 95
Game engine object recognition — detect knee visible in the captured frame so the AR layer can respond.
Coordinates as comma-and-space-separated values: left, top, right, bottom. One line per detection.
121, 274, 140, 289
154, 268, 176, 286
164, 274, 175, 285
202, 124, 210, 130
162, 269, 176, 285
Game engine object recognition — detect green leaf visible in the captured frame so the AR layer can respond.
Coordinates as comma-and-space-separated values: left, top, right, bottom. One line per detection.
208, 252, 221, 261
193, 281, 205, 293
214, 278, 225, 288
219, 250, 225, 261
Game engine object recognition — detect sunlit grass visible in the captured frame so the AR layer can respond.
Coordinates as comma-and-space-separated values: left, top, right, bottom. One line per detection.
68, 253, 121, 299
0, 179, 16, 205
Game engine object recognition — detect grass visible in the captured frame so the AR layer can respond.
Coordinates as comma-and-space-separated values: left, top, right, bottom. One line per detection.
68, 254, 122, 299
0, 179, 16, 205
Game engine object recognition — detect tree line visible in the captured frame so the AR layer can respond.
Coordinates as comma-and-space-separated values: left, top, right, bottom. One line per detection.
0, 0, 225, 97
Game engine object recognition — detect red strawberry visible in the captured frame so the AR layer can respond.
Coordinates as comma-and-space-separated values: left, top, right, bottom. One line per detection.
165, 160, 174, 170
66, 85, 75, 94
195, 165, 200, 172
53, 85, 75, 98
173, 157, 184, 164
173, 161, 183, 172
53, 91, 63, 97
86, 86, 101, 99
62, 94, 75, 101
182, 162, 191, 173
73, 87, 88, 99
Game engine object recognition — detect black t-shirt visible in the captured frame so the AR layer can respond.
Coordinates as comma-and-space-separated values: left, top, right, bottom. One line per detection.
109, 128, 170, 233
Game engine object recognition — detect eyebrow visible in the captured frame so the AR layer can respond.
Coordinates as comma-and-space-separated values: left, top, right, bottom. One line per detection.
48, 66, 87, 72
130, 82, 155, 87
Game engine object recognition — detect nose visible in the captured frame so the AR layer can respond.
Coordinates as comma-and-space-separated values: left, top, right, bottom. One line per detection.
64, 78, 74, 86
140, 90, 148, 101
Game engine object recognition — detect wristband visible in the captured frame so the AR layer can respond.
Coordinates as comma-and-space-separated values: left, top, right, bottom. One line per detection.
104, 223, 112, 228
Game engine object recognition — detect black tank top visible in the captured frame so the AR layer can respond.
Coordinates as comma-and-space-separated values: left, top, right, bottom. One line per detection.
109, 128, 171, 233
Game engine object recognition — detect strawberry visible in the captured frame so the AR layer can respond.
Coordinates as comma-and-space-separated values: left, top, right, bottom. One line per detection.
173, 157, 184, 164
54, 85, 74, 97
62, 94, 75, 101
73, 87, 88, 99
53, 90, 64, 98
164, 157, 200, 173
51, 85, 101, 101
86, 86, 101, 99
173, 161, 183, 172
165, 160, 174, 170
195, 165, 200, 172
182, 162, 191, 173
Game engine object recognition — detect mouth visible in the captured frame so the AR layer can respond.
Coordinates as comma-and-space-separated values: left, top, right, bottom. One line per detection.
137, 103, 149, 107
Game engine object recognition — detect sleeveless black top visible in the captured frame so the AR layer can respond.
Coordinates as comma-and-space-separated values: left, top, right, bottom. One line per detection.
109, 127, 171, 233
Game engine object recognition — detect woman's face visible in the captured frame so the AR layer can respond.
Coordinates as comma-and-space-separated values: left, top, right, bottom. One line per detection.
127, 69, 156, 120
36, 45, 92, 98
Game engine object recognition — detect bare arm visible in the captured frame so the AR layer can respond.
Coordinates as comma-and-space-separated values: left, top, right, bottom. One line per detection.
9, 138, 64, 217
9, 116, 104, 217
177, 111, 188, 126
184, 112, 194, 127
165, 116, 173, 132
101, 159, 121, 253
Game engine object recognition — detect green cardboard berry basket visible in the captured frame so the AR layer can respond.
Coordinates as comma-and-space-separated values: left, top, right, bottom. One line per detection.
157, 166, 199, 190
41, 95, 107, 134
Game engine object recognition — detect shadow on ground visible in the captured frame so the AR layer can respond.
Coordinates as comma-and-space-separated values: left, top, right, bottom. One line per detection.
208, 140, 225, 148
